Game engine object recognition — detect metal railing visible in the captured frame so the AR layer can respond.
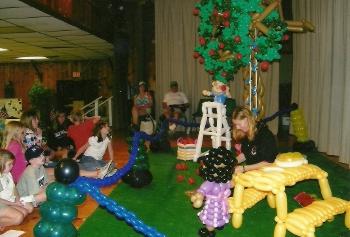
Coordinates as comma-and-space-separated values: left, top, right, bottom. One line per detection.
81, 96, 113, 126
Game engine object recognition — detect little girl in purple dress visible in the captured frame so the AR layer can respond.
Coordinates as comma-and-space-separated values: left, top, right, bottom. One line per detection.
191, 147, 236, 237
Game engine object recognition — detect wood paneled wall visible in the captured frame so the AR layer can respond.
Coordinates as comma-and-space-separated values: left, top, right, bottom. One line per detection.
0, 60, 113, 110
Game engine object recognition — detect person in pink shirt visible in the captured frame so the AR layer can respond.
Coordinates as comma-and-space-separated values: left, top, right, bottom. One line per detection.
1, 121, 26, 183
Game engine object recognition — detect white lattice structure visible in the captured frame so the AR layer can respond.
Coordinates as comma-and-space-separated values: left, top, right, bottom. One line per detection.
194, 102, 231, 161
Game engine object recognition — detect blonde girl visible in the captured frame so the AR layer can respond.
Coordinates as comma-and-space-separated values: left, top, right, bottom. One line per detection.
1, 121, 26, 183
20, 110, 43, 149
0, 149, 33, 230
21, 109, 55, 165
232, 106, 278, 174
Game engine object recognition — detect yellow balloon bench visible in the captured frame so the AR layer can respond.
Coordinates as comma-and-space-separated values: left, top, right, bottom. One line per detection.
277, 197, 350, 237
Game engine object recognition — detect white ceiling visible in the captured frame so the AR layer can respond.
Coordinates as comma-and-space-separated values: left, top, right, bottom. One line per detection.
0, 0, 114, 63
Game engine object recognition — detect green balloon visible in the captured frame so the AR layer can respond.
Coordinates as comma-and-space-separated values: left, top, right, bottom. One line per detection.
40, 201, 77, 223
135, 154, 147, 161
65, 187, 86, 205
34, 221, 77, 237
128, 145, 146, 154
46, 182, 85, 205
46, 183, 66, 201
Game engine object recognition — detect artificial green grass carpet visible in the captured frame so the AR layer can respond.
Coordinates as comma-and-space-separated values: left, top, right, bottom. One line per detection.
79, 151, 349, 237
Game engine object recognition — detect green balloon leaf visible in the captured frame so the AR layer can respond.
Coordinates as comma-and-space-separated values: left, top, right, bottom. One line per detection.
194, 0, 287, 83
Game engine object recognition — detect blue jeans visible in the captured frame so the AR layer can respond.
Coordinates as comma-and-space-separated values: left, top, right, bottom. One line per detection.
79, 155, 107, 171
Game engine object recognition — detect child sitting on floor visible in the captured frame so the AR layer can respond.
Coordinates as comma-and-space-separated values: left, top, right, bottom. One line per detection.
0, 149, 33, 230
1, 121, 27, 183
54, 140, 113, 179
78, 121, 115, 175
16, 145, 51, 207
68, 111, 100, 161
20, 110, 54, 166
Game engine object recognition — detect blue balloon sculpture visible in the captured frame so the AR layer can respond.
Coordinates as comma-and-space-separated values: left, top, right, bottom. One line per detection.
70, 128, 167, 237
34, 119, 199, 237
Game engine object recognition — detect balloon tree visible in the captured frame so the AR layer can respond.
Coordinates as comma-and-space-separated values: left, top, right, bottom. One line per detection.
193, 0, 314, 119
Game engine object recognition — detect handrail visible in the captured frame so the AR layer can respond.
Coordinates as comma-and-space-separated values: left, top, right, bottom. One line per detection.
81, 96, 102, 110
81, 96, 113, 126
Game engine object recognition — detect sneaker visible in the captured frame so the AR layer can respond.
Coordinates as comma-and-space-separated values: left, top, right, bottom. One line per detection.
98, 160, 113, 179
169, 123, 177, 131
105, 168, 118, 177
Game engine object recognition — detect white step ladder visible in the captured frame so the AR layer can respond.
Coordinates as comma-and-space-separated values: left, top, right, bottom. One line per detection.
194, 102, 231, 161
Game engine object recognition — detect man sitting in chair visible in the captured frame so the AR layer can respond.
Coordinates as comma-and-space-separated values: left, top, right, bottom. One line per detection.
162, 81, 189, 131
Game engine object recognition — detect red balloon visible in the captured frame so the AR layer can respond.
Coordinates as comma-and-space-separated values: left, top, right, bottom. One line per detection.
222, 11, 230, 19
193, 51, 200, 59
209, 49, 216, 56
199, 57, 204, 64
223, 21, 230, 27
177, 175, 185, 183
234, 36, 241, 43
219, 43, 225, 49
188, 177, 195, 185
236, 53, 242, 60
260, 61, 270, 71
192, 8, 199, 16
199, 37, 206, 45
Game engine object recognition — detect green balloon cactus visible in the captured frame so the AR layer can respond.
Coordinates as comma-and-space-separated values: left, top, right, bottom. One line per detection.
123, 138, 153, 188
34, 182, 86, 237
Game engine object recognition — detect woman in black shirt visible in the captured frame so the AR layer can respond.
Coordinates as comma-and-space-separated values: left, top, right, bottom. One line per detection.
232, 106, 278, 174
48, 109, 73, 151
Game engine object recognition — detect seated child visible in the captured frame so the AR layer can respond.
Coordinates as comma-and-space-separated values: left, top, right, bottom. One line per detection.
78, 121, 115, 175
67, 111, 100, 160
55, 141, 113, 179
0, 149, 33, 230
2, 121, 27, 183
16, 145, 51, 207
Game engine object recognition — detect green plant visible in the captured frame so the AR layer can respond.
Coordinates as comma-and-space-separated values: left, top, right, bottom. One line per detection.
28, 81, 54, 127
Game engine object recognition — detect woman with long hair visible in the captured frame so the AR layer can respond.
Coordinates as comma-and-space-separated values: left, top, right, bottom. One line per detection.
232, 106, 278, 174
1, 121, 26, 183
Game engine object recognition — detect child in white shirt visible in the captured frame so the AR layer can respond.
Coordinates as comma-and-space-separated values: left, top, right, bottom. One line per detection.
78, 121, 115, 176
0, 149, 33, 230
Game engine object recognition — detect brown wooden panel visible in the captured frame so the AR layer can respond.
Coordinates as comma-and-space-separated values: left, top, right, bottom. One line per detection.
0, 60, 113, 111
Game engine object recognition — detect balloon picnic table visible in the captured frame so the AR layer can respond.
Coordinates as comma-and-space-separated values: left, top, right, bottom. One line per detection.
228, 161, 350, 237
